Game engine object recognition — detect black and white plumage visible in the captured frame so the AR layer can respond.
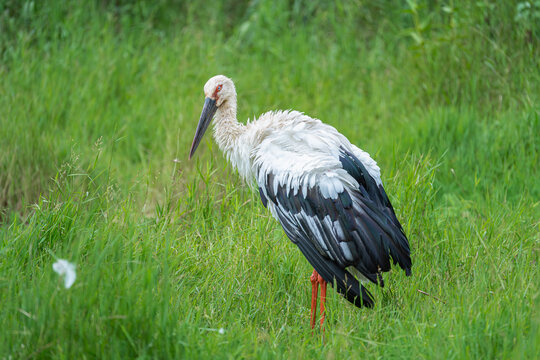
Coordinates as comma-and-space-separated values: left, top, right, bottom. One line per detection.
190, 75, 412, 310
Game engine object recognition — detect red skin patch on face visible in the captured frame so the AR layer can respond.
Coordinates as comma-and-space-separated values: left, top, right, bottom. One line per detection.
212, 85, 222, 100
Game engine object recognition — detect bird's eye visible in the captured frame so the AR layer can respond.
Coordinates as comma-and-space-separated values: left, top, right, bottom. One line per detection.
216, 84, 223, 92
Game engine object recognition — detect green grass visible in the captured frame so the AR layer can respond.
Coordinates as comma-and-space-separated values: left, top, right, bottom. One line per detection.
1, 0, 539, 358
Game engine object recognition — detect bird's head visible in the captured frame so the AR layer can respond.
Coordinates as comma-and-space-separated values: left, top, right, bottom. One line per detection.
189, 75, 236, 159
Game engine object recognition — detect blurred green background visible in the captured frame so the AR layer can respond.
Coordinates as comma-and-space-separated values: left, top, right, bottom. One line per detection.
0, 0, 538, 358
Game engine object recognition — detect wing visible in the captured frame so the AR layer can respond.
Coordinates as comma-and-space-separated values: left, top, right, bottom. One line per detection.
339, 146, 412, 275
254, 118, 411, 307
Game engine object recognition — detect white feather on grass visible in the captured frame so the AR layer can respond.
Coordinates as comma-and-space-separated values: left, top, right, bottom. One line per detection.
52, 259, 76, 289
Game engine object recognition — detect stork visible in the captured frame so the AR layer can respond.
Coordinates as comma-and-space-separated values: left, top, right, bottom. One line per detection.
189, 75, 412, 330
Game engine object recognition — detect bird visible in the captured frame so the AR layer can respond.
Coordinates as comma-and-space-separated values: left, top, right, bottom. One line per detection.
189, 75, 412, 330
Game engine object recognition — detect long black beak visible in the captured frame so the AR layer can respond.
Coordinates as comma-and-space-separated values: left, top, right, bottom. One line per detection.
189, 97, 217, 159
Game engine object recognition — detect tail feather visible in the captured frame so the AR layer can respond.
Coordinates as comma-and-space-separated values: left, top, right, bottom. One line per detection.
295, 236, 374, 308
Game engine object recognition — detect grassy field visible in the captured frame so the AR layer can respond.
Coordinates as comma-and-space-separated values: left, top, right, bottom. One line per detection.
1, 0, 539, 358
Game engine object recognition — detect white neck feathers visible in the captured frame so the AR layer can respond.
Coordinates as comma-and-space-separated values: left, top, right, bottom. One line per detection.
212, 96, 253, 181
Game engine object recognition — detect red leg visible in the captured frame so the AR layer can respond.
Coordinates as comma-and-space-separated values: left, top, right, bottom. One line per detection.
318, 274, 327, 331
310, 269, 319, 329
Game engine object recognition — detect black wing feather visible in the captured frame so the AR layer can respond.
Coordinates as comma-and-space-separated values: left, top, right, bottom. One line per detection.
258, 148, 411, 308
275, 206, 374, 308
